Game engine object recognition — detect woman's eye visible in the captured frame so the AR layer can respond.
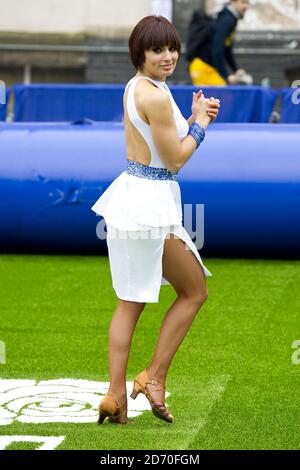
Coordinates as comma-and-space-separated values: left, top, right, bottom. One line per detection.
153, 47, 176, 53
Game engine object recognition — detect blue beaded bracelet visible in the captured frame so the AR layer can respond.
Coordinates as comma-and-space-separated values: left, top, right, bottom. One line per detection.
188, 122, 206, 149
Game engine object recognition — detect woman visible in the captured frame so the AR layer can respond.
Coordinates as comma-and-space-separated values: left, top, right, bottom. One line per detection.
91, 15, 220, 425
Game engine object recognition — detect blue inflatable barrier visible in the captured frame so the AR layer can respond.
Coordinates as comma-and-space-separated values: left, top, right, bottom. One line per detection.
0, 121, 299, 257
13, 84, 125, 123
173, 85, 278, 123
12, 84, 277, 123
280, 87, 300, 123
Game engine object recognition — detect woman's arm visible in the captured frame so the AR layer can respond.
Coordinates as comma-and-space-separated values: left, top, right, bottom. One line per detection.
144, 91, 209, 172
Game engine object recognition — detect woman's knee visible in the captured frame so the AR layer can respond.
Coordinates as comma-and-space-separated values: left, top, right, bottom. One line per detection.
174, 263, 209, 307
194, 287, 208, 306
178, 286, 208, 307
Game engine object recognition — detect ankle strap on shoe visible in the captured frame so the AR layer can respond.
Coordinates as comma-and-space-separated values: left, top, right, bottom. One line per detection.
146, 379, 166, 388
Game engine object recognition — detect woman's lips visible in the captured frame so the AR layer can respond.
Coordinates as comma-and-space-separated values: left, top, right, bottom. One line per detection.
162, 64, 173, 70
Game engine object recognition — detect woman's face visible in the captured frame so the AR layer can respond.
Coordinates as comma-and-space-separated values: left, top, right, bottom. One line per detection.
139, 44, 179, 81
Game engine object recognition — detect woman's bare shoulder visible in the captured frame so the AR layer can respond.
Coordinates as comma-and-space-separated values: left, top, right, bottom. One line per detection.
135, 79, 170, 112
135, 78, 168, 98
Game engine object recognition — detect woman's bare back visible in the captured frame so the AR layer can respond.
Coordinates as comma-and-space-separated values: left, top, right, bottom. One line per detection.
123, 78, 165, 167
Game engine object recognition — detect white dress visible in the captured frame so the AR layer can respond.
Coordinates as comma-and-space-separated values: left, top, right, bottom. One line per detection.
91, 75, 212, 303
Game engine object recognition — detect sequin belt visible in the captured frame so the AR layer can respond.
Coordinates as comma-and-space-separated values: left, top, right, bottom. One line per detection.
126, 159, 178, 181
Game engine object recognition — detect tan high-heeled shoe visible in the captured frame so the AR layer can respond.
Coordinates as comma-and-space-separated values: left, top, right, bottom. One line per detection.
130, 368, 174, 423
97, 391, 133, 425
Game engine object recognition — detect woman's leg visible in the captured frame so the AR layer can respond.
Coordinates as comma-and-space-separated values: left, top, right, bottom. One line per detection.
108, 299, 145, 403
146, 234, 208, 399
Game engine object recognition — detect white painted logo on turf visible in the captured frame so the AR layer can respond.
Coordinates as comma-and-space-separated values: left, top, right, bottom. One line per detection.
0, 378, 170, 425
0, 435, 65, 450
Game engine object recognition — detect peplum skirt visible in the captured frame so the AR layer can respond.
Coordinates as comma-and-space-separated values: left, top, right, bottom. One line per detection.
91, 165, 212, 303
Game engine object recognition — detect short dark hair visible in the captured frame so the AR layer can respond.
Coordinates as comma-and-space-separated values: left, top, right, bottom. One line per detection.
128, 15, 182, 70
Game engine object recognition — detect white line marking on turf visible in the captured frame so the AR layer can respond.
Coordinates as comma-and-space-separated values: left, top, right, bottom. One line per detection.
178, 374, 232, 450
0, 435, 65, 450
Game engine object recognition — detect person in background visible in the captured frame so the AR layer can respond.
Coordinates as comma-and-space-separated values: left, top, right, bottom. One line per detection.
187, 0, 251, 86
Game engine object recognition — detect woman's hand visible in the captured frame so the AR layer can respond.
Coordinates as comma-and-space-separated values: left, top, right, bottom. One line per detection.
192, 90, 220, 127
205, 96, 220, 122
191, 90, 205, 118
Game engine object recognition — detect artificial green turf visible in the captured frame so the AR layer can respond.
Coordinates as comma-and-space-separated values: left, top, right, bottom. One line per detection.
0, 254, 299, 450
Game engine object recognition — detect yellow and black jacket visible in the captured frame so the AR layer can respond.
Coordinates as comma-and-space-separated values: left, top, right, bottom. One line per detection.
186, 5, 240, 80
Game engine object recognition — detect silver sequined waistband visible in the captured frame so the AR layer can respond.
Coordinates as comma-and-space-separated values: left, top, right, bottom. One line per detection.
126, 159, 178, 181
